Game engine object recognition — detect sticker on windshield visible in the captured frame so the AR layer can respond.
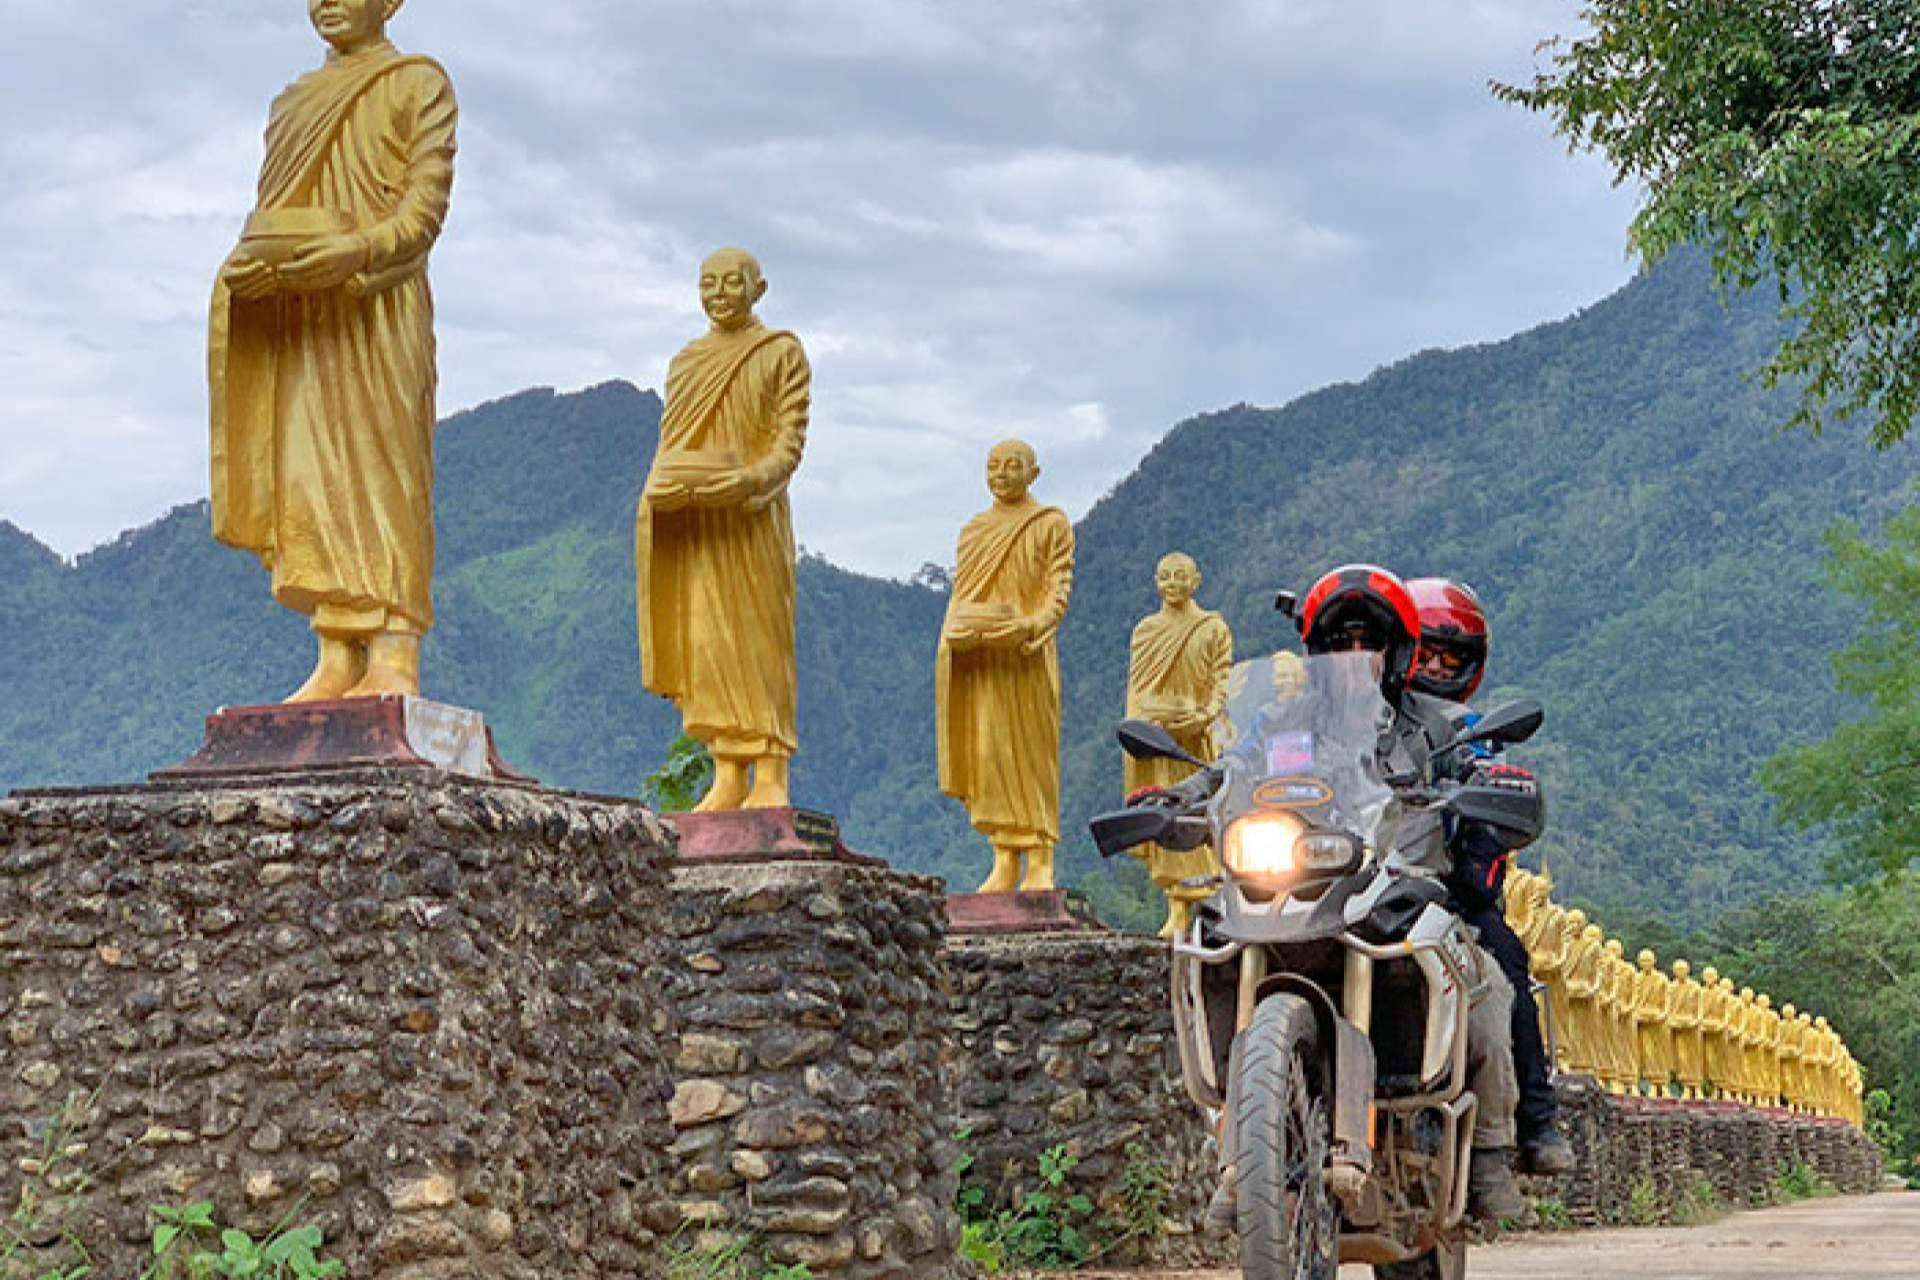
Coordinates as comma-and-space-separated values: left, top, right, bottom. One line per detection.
1264, 730, 1314, 774
1252, 776, 1335, 809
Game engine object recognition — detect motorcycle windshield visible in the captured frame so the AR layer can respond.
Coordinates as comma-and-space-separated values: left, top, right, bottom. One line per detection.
1212, 650, 1397, 850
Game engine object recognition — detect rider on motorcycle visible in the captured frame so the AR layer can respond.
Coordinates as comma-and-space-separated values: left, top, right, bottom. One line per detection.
1294, 566, 1529, 1219
1408, 577, 1576, 1177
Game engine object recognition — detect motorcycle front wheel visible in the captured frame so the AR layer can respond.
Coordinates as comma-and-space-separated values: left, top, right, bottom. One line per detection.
1229, 993, 1337, 1280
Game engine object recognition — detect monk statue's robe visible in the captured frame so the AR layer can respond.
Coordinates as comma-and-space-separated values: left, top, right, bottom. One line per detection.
1529, 901, 1573, 1067
211, 41, 456, 637
1563, 930, 1603, 1078
1600, 953, 1637, 1093
1632, 964, 1675, 1093
1699, 980, 1732, 1098
1123, 605, 1233, 905
1670, 971, 1706, 1098
636, 320, 810, 759
936, 499, 1075, 852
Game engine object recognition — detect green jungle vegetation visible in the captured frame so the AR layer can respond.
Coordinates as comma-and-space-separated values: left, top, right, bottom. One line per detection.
4, 251, 1917, 927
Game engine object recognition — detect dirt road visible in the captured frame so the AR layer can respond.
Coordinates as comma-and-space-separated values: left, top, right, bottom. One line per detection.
1082, 1191, 1920, 1280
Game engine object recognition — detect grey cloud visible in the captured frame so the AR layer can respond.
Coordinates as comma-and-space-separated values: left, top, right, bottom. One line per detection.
0, 0, 1635, 574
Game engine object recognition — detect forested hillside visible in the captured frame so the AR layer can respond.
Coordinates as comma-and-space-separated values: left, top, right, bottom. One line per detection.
3, 253, 1913, 922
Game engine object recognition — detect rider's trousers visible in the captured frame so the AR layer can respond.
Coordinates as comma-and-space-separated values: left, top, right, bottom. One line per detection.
1465, 949, 1519, 1150
1465, 905, 1559, 1142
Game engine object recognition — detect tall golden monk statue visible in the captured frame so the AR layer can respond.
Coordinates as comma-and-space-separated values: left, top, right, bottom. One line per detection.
637, 249, 811, 811
211, 0, 456, 702
1123, 552, 1233, 937
937, 440, 1075, 893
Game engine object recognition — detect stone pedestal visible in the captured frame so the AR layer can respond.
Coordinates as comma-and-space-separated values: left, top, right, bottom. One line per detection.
946, 889, 1104, 936
152, 696, 529, 783
945, 931, 1227, 1269
0, 773, 673, 1278
658, 836, 958, 1277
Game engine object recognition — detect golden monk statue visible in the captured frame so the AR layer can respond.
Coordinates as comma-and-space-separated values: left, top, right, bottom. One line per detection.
637, 249, 811, 811
1601, 938, 1636, 1094
1668, 959, 1706, 1100
212, 0, 456, 701
1123, 552, 1233, 937
937, 440, 1075, 892
1753, 994, 1779, 1105
1562, 915, 1603, 1079
1698, 968, 1730, 1100
1526, 885, 1574, 1068
1631, 948, 1675, 1095
1734, 987, 1760, 1104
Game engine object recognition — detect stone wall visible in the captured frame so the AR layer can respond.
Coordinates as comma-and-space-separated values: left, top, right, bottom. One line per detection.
0, 774, 676, 1279
657, 858, 959, 1278
945, 932, 1226, 1269
1545, 1076, 1883, 1228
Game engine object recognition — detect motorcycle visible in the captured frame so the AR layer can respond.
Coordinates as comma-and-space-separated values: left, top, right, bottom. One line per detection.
1091, 649, 1544, 1279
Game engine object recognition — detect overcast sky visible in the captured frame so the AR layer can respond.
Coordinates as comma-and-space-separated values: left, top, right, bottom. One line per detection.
0, 0, 1636, 578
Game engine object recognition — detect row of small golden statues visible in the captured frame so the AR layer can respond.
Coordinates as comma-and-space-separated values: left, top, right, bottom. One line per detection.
1504, 868, 1864, 1121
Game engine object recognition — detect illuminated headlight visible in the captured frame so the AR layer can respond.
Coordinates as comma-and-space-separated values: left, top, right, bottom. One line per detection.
1222, 813, 1305, 879
1222, 815, 1359, 881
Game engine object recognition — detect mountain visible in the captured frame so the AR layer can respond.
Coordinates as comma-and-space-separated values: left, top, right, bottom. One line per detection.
3, 253, 1913, 925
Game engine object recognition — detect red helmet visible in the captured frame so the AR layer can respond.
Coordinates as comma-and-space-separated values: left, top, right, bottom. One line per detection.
1406, 577, 1490, 701
1296, 565, 1421, 695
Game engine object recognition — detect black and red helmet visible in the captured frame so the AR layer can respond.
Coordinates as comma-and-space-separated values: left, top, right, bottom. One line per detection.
1295, 564, 1422, 695
1406, 577, 1490, 701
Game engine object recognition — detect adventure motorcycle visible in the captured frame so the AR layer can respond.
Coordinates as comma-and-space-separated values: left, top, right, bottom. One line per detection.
1091, 650, 1544, 1279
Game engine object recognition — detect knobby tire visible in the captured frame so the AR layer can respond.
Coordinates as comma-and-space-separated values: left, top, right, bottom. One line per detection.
1230, 993, 1338, 1280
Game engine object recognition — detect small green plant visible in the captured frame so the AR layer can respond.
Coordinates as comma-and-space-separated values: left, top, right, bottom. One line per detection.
956, 1220, 1006, 1274
1671, 1174, 1723, 1227
1, 1090, 98, 1280
1623, 1174, 1661, 1227
1529, 1195, 1575, 1231
142, 1203, 344, 1280
661, 1227, 808, 1280
1774, 1159, 1837, 1203
641, 732, 715, 811
663, 1229, 750, 1280
966, 1144, 1094, 1270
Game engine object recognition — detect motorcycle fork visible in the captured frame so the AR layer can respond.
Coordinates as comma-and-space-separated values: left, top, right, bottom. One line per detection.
1234, 945, 1269, 1035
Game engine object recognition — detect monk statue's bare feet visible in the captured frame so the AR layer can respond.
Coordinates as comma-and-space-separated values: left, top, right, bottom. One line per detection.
343, 633, 420, 698
1017, 845, 1056, 892
285, 636, 366, 703
741, 756, 791, 810
977, 845, 1022, 893
694, 758, 750, 812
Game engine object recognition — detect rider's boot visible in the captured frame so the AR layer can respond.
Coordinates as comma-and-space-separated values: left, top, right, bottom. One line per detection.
1467, 1147, 1528, 1222
1517, 1130, 1576, 1176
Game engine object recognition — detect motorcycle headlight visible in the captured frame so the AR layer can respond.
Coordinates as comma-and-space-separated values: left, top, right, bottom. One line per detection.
1222, 812, 1305, 879
1222, 814, 1360, 882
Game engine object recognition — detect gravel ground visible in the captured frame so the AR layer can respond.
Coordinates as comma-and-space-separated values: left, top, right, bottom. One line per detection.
1069, 1190, 1919, 1280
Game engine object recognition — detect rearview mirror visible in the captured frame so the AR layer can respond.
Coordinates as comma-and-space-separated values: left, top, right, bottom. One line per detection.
1116, 719, 1205, 767
1464, 700, 1543, 748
